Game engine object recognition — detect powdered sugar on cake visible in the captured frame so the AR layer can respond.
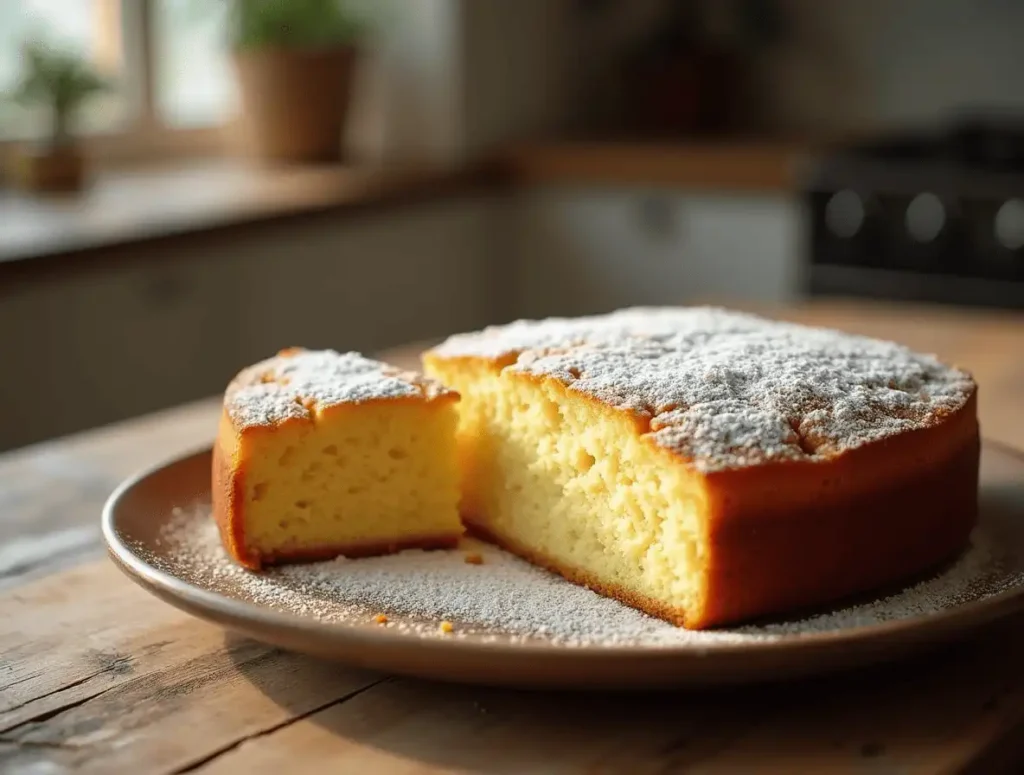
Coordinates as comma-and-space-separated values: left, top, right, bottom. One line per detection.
225, 349, 452, 429
431, 307, 975, 471
152, 505, 1023, 647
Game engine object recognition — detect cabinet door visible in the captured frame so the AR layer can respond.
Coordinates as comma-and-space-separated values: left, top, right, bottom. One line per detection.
0, 253, 238, 450
230, 197, 501, 361
0, 198, 502, 451
515, 188, 668, 318
677, 194, 801, 305
515, 186, 801, 318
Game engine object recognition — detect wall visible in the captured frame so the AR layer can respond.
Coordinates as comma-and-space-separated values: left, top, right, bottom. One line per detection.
347, 0, 1024, 158
458, 0, 574, 157
457, 0, 675, 150
558, 0, 1024, 136
559, 0, 1024, 137
347, 0, 463, 165
757, 0, 1024, 134
348, 0, 677, 163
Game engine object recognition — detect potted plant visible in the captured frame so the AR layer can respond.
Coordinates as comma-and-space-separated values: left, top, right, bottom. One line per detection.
227, 0, 366, 164
7, 41, 110, 193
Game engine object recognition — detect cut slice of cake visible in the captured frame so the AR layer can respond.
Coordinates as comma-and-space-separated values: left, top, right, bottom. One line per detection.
423, 307, 980, 629
213, 348, 462, 569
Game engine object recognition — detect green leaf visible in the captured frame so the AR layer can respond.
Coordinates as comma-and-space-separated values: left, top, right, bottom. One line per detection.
7, 39, 112, 141
226, 0, 368, 50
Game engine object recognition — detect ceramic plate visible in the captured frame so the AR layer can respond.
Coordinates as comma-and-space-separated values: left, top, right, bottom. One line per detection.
103, 441, 1024, 689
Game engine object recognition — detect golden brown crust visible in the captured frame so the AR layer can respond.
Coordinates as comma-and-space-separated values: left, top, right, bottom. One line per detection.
211, 409, 258, 568
212, 347, 461, 569
212, 365, 461, 571
697, 421, 979, 628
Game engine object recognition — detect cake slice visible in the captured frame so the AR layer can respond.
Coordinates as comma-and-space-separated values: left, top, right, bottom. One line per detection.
423, 307, 980, 629
213, 348, 462, 569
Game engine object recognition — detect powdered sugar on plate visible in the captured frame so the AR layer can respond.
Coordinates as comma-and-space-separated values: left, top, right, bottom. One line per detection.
144, 504, 1024, 648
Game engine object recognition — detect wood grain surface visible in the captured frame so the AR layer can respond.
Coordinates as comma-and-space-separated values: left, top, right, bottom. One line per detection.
3, 299, 1024, 774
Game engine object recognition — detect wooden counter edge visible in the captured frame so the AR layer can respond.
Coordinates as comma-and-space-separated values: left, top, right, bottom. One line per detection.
501, 140, 815, 192
0, 162, 502, 291
0, 137, 822, 288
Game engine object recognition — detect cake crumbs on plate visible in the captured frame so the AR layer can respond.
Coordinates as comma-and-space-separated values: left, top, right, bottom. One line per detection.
153, 505, 1024, 649
464, 552, 484, 565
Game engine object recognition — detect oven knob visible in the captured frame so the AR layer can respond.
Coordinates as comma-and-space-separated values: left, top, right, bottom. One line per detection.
995, 199, 1024, 250
825, 190, 864, 239
906, 193, 945, 243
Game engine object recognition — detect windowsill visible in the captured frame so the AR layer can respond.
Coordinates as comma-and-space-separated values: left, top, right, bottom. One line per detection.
0, 158, 489, 268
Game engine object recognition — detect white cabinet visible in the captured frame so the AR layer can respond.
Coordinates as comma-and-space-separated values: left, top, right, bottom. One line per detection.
229, 198, 501, 364
513, 186, 803, 319
0, 197, 501, 451
0, 251, 241, 450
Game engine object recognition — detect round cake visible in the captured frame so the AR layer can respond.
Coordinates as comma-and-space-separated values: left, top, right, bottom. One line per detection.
423, 307, 980, 629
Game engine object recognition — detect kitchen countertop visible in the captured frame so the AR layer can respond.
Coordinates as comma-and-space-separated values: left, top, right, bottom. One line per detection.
0, 139, 811, 272
0, 160, 494, 270
2, 300, 1024, 774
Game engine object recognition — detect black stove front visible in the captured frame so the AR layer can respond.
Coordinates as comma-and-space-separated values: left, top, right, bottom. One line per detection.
805, 118, 1024, 309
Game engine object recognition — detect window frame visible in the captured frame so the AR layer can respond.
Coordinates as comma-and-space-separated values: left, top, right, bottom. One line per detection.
1, 0, 230, 166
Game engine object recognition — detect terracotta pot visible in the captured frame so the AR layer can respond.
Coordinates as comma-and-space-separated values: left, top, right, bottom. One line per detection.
9, 144, 87, 193
232, 47, 357, 164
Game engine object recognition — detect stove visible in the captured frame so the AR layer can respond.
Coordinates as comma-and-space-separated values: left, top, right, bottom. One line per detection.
805, 117, 1024, 309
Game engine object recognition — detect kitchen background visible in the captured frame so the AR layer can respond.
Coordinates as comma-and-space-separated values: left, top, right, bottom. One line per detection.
1, 0, 1023, 452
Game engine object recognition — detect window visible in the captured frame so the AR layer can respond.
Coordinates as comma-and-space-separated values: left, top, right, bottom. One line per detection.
0, 0, 127, 138
1, 0, 234, 158
155, 0, 236, 128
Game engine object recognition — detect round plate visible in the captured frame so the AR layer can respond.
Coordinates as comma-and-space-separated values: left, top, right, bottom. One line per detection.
103, 441, 1024, 689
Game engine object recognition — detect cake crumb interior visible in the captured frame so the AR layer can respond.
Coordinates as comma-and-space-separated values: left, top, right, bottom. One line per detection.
241, 401, 461, 557
429, 360, 709, 622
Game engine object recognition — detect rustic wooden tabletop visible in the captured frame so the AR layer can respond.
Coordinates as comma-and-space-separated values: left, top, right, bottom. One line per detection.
3, 300, 1024, 774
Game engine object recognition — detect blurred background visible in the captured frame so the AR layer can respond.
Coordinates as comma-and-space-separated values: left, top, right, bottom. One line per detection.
1, 0, 1024, 452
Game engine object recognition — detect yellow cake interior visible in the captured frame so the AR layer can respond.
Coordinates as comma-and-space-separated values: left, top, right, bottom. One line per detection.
424, 358, 709, 621
236, 399, 462, 558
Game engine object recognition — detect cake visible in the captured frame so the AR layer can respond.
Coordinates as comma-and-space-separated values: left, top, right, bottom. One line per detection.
213, 348, 463, 569
423, 307, 980, 629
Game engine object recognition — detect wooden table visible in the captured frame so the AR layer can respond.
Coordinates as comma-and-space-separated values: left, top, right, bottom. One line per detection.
3, 301, 1024, 774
